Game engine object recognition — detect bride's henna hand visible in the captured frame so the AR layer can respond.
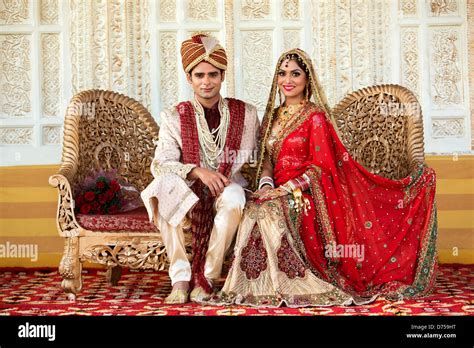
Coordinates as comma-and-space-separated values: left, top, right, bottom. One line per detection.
255, 187, 289, 203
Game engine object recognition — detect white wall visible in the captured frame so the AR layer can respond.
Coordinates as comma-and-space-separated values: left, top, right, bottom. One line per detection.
0, 0, 471, 167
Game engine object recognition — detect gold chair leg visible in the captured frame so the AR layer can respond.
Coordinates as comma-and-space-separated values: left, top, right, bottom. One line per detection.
106, 265, 122, 286
59, 237, 82, 301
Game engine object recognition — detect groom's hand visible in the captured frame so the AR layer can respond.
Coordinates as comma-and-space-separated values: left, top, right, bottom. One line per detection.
188, 167, 230, 197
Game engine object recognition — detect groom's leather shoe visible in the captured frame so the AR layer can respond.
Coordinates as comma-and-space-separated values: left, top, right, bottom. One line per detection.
164, 288, 189, 304
190, 286, 212, 302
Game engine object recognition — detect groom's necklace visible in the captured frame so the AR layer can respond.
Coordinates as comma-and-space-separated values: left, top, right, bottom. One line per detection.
193, 97, 230, 170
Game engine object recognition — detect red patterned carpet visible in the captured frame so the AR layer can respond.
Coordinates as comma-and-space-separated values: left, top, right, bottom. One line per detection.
0, 264, 472, 316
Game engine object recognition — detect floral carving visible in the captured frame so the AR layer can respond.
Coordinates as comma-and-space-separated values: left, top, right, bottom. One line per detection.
41, 34, 60, 118
401, 28, 420, 99
0, 127, 33, 145
432, 119, 464, 137
0, 0, 29, 24
430, 0, 458, 16
159, 0, 176, 22
159, 32, 178, 110
187, 0, 217, 21
0, 34, 31, 117
242, 31, 272, 111
401, 0, 417, 17
241, 0, 270, 20
283, 0, 299, 20
42, 126, 61, 145
430, 28, 462, 106
40, 0, 59, 24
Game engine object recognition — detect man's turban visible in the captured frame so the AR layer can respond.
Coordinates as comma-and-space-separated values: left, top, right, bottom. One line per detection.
180, 34, 227, 73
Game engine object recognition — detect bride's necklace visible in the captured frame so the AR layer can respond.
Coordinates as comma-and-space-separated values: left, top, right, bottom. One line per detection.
277, 100, 306, 127
193, 96, 230, 170
267, 100, 306, 161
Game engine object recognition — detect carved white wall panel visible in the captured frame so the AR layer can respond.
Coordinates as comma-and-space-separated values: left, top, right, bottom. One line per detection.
283, 0, 299, 20
1, 0, 472, 166
159, 32, 179, 110
397, 0, 470, 153
283, 29, 300, 51
311, 0, 392, 106
42, 125, 61, 145
0, 0, 66, 166
187, 0, 217, 21
40, 0, 59, 24
109, 0, 127, 94
0, 34, 32, 118
159, 0, 176, 22
311, 0, 336, 106
224, 0, 235, 97
0, 0, 30, 24
429, 27, 463, 108
351, 0, 371, 90
70, 0, 151, 109
432, 118, 464, 137
335, 0, 352, 102
372, 0, 392, 84
93, 0, 109, 90
0, 127, 33, 145
400, 0, 418, 17
241, 0, 271, 20
241, 31, 273, 111
70, 0, 93, 93
41, 33, 60, 118
429, 0, 459, 16
401, 27, 421, 99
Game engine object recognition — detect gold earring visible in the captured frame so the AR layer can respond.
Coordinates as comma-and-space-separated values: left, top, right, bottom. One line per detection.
305, 84, 309, 101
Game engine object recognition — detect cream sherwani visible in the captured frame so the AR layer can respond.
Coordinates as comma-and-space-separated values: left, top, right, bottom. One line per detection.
141, 98, 259, 285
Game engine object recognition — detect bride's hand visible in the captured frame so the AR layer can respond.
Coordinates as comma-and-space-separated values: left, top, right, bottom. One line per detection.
255, 187, 289, 202
253, 185, 272, 197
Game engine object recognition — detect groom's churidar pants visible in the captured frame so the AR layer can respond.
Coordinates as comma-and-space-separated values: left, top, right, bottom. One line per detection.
156, 182, 245, 286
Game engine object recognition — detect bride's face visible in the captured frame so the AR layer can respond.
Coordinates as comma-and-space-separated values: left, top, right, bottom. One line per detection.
277, 59, 307, 102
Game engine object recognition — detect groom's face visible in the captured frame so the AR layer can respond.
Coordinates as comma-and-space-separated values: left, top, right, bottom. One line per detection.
187, 61, 225, 101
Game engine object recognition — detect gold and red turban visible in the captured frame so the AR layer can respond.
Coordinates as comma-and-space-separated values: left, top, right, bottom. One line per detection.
180, 34, 227, 73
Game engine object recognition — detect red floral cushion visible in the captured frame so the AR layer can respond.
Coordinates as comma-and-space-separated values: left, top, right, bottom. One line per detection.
76, 207, 157, 232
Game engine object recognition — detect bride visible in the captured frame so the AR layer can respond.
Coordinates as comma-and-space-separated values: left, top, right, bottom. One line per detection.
207, 49, 437, 307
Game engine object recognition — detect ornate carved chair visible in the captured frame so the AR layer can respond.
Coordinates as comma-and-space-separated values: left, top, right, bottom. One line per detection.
50, 84, 424, 301
332, 84, 425, 180
49, 90, 170, 300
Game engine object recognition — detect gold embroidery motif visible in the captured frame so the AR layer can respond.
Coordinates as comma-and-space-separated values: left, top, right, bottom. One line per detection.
152, 160, 196, 180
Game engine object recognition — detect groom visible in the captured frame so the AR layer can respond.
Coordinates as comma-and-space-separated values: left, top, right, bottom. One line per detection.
141, 34, 259, 304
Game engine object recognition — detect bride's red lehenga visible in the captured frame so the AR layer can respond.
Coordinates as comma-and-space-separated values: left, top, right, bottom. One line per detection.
271, 103, 437, 299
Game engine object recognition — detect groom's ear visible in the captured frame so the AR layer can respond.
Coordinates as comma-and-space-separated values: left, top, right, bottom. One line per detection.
221, 70, 225, 82
186, 72, 192, 84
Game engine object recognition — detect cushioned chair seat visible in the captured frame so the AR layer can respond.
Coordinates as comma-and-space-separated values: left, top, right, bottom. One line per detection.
76, 207, 157, 232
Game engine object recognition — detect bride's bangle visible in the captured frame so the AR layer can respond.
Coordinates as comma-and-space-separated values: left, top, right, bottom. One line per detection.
258, 176, 274, 190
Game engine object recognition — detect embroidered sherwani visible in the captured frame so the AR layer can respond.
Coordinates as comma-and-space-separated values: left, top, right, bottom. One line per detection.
141, 97, 259, 285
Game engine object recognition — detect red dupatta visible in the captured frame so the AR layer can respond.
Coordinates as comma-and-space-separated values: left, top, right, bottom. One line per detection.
177, 98, 246, 292
271, 103, 437, 298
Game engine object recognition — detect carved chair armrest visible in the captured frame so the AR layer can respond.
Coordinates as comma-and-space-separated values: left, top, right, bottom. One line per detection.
49, 173, 81, 237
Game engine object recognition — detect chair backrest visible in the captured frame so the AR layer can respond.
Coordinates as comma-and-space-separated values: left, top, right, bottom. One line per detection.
61, 90, 159, 192
332, 84, 425, 180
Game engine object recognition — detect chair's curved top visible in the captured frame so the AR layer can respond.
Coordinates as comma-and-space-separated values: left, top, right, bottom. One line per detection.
332, 84, 425, 180
60, 89, 160, 191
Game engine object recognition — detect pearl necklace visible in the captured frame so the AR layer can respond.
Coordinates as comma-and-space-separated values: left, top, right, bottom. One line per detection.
193, 96, 230, 170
